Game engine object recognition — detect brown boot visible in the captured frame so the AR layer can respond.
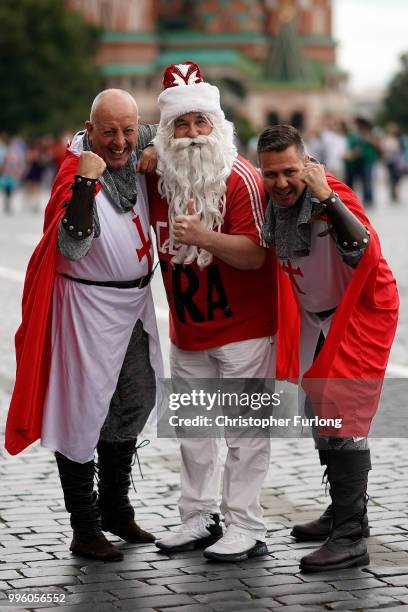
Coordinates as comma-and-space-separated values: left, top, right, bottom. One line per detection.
70, 531, 123, 561
55, 452, 124, 562
107, 520, 155, 544
97, 440, 155, 543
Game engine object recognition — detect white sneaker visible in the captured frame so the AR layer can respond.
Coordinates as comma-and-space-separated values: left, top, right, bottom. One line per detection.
156, 512, 222, 553
203, 524, 268, 561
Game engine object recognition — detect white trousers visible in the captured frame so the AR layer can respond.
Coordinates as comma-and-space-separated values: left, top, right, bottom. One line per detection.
170, 336, 276, 541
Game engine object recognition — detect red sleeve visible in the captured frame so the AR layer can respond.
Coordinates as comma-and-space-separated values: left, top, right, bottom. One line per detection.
224, 156, 267, 246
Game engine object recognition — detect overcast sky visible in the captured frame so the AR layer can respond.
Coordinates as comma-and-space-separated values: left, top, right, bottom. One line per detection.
332, 0, 408, 93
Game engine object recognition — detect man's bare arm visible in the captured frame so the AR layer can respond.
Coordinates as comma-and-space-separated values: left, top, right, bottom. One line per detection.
173, 201, 266, 270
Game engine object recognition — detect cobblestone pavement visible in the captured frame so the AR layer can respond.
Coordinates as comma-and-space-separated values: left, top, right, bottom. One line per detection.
1, 171, 408, 611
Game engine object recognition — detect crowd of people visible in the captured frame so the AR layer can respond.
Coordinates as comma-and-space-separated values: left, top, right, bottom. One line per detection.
2, 114, 408, 217
4, 62, 399, 575
0, 134, 67, 214
304, 116, 408, 205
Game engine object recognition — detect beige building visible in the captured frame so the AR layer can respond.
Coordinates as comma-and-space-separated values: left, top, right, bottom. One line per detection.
65, 0, 351, 134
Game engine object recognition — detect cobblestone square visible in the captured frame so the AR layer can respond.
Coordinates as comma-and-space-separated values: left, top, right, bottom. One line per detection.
1, 177, 408, 611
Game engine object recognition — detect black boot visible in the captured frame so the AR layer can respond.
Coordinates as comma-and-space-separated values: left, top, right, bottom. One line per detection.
291, 504, 370, 541
97, 439, 155, 543
291, 450, 370, 541
291, 504, 333, 541
299, 449, 371, 573
55, 453, 123, 562
291, 452, 332, 541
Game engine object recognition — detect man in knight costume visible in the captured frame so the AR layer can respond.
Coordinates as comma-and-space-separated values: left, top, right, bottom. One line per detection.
6, 89, 163, 562
258, 124, 398, 572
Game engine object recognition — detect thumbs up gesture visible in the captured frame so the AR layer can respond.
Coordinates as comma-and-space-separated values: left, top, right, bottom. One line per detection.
173, 199, 207, 246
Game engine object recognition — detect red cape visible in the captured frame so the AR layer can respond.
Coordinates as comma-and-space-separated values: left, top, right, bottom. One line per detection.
4, 150, 101, 455
276, 174, 399, 436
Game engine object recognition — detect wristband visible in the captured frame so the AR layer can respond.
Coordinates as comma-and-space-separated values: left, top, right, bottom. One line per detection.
62, 175, 97, 239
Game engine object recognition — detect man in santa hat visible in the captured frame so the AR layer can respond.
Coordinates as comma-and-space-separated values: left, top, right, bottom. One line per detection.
258, 124, 399, 572
147, 62, 277, 562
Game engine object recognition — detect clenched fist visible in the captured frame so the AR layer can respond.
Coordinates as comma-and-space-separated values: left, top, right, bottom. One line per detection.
300, 160, 332, 202
77, 151, 107, 180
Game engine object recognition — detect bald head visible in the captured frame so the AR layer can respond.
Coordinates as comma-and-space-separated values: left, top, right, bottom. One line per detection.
90, 89, 138, 124
86, 89, 139, 170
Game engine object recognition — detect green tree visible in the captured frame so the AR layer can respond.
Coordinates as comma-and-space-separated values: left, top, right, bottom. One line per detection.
232, 113, 257, 147
0, 0, 102, 135
381, 53, 408, 131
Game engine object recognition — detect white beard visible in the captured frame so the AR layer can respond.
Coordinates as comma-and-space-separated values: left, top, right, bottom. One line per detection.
154, 115, 237, 268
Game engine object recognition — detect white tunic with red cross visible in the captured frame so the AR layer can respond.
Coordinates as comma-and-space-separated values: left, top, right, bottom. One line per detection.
41, 174, 163, 463
279, 218, 354, 378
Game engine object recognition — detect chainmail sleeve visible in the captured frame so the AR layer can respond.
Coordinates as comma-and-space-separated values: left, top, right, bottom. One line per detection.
137, 124, 158, 154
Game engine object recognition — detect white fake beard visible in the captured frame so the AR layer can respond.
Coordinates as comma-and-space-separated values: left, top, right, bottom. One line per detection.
155, 117, 237, 268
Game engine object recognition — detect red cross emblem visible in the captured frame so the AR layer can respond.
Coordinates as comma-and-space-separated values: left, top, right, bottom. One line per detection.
132, 215, 153, 272
281, 260, 306, 295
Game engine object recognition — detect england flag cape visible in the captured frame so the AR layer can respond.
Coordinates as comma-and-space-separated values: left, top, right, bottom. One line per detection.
5, 146, 162, 456
276, 174, 399, 437
5, 150, 79, 454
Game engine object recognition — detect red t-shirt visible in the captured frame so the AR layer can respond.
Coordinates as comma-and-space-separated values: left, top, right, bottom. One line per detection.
147, 155, 278, 350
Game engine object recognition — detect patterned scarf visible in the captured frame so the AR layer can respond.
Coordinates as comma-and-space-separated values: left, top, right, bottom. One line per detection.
262, 189, 324, 260
83, 132, 137, 213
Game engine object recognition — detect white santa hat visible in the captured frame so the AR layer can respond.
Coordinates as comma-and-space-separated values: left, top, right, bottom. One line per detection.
157, 61, 224, 125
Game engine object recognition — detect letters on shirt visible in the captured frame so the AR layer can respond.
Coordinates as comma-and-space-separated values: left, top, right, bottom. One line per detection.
156, 220, 234, 324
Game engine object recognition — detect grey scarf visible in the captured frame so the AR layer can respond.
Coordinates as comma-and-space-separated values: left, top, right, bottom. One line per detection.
262, 189, 324, 260
83, 131, 137, 213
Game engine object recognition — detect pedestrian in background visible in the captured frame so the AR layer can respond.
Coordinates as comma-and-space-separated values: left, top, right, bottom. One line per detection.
380, 122, 404, 202
344, 117, 379, 207
23, 137, 51, 213
0, 135, 26, 214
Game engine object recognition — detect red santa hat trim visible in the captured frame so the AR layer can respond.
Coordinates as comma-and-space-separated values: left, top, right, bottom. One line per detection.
158, 61, 224, 125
